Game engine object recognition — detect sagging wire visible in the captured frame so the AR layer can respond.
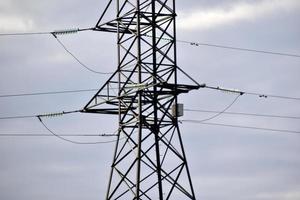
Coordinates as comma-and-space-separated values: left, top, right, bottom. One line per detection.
0, 27, 113, 75
35, 109, 122, 145
51, 31, 113, 75
183, 93, 243, 123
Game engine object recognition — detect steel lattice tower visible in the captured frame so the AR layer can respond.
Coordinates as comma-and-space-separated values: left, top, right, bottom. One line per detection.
83, 0, 199, 199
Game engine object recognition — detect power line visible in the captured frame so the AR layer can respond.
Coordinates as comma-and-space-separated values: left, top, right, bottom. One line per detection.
0, 109, 81, 120
0, 89, 98, 98
202, 85, 300, 101
2, 33, 298, 107
1, 85, 300, 102
244, 91, 300, 101
52, 34, 113, 75
37, 116, 122, 145
189, 94, 242, 123
0, 133, 117, 137
2, 30, 300, 99
0, 28, 93, 37
182, 120, 300, 134
0, 109, 121, 143
0, 31, 53, 36
177, 39, 300, 58
184, 109, 300, 120
175, 67, 300, 101
0, 28, 113, 75
0, 115, 36, 120
144, 34, 300, 58
0, 132, 120, 144
2, 108, 298, 121
2, 30, 299, 59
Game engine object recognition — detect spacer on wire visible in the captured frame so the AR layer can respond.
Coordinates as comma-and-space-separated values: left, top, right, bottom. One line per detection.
259, 94, 268, 98
190, 42, 199, 46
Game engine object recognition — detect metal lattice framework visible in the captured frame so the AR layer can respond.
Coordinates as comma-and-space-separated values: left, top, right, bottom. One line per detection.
83, 0, 199, 199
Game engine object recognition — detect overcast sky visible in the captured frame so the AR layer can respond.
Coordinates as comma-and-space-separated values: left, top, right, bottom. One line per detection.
0, 0, 300, 199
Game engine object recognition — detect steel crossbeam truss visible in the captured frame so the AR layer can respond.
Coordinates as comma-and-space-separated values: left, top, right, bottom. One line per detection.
83, 0, 198, 199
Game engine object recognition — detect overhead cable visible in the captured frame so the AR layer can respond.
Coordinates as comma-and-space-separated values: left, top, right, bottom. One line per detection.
144, 34, 300, 58
0, 109, 81, 120
0, 115, 36, 120
0, 31, 53, 36
0, 133, 118, 137
243, 91, 300, 101
203, 85, 300, 101
0, 27, 113, 75
2, 30, 299, 58
0, 84, 299, 101
52, 34, 113, 75
0, 89, 98, 98
174, 67, 300, 101
188, 94, 242, 123
184, 109, 300, 120
2, 108, 299, 121
37, 116, 121, 145
0, 27, 93, 37
177, 39, 300, 58
182, 120, 300, 134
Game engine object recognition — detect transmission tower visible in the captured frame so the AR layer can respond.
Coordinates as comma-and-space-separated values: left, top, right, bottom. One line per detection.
83, 0, 199, 199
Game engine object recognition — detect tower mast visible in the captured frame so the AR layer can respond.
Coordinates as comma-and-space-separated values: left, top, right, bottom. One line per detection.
83, 0, 199, 199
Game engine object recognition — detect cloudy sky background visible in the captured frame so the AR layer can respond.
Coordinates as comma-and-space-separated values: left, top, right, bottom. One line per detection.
0, 0, 300, 199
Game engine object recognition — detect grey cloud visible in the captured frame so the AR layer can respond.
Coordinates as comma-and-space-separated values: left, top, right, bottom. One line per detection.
1, 0, 300, 200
